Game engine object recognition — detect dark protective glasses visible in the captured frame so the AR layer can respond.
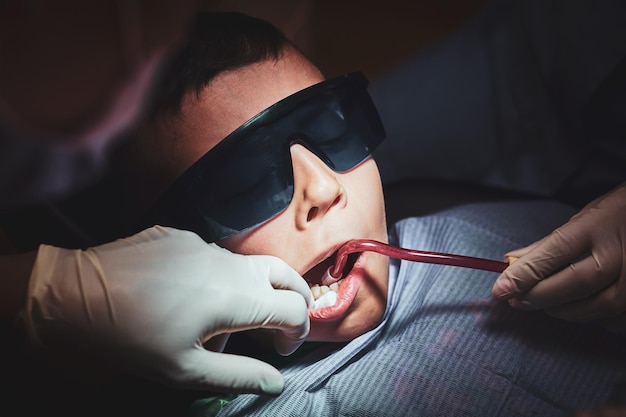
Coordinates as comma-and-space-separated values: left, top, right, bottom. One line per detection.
146, 71, 386, 242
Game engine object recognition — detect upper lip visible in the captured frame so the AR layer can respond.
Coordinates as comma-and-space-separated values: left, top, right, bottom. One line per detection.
302, 241, 349, 285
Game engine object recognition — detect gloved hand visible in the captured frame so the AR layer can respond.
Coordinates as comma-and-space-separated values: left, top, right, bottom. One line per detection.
22, 225, 313, 394
492, 183, 626, 331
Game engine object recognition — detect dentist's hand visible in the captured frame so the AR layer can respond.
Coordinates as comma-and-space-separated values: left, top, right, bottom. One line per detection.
492, 183, 626, 331
22, 226, 313, 394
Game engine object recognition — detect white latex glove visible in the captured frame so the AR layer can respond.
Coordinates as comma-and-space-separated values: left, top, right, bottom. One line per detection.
22, 225, 313, 394
492, 183, 626, 331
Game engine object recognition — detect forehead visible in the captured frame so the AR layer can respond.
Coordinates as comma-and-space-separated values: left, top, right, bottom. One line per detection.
180, 48, 324, 160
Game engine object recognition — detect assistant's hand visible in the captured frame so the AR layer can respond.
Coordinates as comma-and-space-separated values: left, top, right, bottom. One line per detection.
492, 183, 626, 331
22, 226, 313, 394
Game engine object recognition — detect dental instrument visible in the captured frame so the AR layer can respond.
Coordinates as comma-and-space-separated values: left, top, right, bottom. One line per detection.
327, 239, 509, 280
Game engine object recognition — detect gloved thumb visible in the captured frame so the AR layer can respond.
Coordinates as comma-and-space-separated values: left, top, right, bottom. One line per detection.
492, 223, 587, 299
180, 348, 286, 395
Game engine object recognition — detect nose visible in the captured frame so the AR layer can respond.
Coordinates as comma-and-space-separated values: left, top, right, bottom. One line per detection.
290, 144, 346, 230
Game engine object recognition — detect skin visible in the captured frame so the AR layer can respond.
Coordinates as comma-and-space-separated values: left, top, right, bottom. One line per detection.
141, 46, 390, 342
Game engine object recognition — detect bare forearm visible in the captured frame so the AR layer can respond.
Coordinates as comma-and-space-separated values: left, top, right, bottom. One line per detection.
0, 251, 37, 321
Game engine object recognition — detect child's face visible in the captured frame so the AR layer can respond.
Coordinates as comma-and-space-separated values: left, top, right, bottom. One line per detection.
221, 150, 389, 342
172, 47, 389, 342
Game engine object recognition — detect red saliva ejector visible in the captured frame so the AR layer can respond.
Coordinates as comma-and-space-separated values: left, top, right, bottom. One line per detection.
326, 239, 509, 281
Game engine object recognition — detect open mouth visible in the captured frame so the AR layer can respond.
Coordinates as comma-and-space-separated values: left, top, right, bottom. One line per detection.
305, 252, 361, 311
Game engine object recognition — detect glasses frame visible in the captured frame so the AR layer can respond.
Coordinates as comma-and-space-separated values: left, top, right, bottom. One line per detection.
145, 71, 386, 242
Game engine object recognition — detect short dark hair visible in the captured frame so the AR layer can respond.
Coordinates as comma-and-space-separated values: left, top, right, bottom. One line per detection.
146, 11, 291, 121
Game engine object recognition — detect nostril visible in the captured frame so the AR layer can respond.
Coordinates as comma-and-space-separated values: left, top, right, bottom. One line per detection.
307, 207, 318, 222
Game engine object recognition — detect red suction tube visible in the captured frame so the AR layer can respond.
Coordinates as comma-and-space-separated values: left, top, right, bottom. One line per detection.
329, 239, 509, 279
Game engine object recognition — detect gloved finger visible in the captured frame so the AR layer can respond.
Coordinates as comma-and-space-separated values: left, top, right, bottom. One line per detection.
252, 288, 310, 356
492, 225, 590, 299
252, 254, 314, 308
491, 238, 548, 299
207, 286, 310, 353
542, 277, 626, 322
508, 253, 617, 311
175, 348, 286, 395
269, 290, 311, 356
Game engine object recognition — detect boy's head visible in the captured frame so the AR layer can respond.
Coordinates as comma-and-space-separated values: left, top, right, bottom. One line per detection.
134, 12, 389, 342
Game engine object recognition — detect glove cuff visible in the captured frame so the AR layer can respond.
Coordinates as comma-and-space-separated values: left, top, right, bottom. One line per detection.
18, 244, 63, 348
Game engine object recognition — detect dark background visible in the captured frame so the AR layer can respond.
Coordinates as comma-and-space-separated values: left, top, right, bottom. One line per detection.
203, 0, 488, 81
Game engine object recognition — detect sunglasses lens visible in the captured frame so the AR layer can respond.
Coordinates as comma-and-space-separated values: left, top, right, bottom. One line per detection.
204, 139, 294, 231
317, 88, 384, 172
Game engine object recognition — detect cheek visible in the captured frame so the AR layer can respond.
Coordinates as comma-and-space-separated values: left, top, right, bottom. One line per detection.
218, 214, 299, 262
218, 226, 278, 255
344, 160, 387, 234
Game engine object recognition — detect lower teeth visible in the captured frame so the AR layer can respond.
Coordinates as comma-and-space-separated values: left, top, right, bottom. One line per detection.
310, 281, 340, 310
313, 290, 337, 310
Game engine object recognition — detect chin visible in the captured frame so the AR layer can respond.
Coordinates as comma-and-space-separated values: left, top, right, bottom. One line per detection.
307, 253, 389, 342
307, 303, 386, 342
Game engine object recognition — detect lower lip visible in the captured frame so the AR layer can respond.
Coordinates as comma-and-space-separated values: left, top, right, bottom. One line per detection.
309, 255, 365, 321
